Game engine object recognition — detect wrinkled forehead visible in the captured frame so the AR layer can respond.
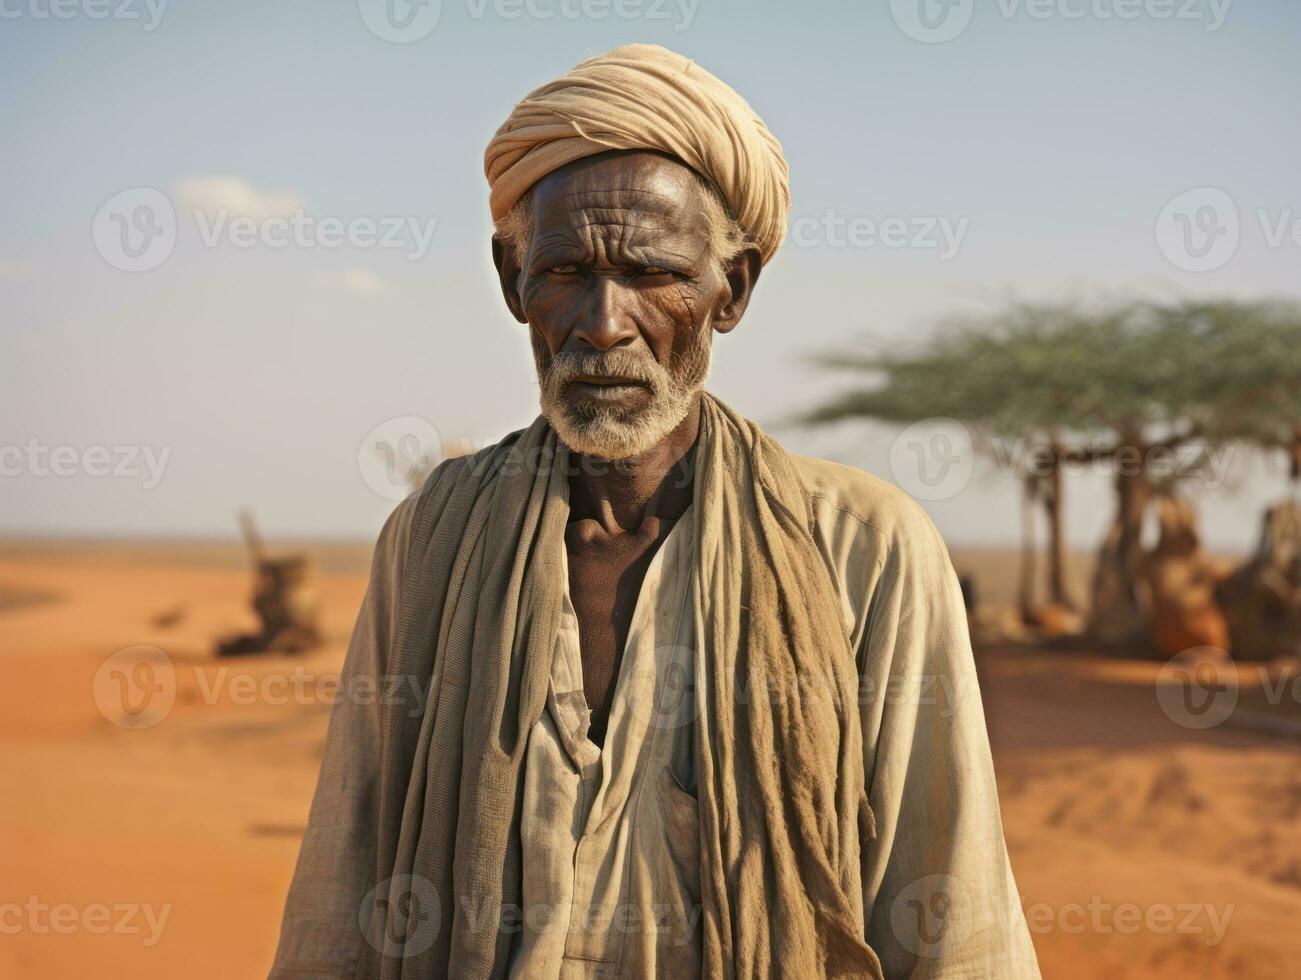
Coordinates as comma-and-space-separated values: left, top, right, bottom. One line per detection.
528, 151, 712, 245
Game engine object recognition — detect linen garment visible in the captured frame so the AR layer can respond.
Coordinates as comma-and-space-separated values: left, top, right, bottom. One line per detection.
271, 444, 1040, 978
508, 506, 701, 979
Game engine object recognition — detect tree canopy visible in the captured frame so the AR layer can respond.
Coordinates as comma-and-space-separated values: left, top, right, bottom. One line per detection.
804, 298, 1301, 455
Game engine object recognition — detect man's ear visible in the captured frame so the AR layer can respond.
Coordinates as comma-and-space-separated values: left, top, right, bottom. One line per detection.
712, 244, 762, 335
491, 235, 528, 324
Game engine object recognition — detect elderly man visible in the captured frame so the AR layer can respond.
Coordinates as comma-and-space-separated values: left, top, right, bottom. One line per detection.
271, 44, 1039, 980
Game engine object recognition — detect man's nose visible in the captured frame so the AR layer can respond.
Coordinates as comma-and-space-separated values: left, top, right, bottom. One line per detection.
571, 277, 639, 351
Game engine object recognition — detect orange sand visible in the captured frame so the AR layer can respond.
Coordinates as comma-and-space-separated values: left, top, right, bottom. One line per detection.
1, 541, 1297, 978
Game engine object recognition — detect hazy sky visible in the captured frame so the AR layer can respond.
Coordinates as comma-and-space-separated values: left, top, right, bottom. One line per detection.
4, 0, 1299, 550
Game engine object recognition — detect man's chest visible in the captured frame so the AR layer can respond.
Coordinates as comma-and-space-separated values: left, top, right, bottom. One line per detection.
564, 516, 677, 745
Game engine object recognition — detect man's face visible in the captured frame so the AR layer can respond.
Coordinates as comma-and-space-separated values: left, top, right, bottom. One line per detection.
495, 151, 751, 460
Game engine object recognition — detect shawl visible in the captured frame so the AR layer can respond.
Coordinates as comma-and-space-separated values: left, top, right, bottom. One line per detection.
356, 394, 882, 979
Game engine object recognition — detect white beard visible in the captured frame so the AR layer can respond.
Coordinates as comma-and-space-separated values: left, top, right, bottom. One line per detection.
535, 337, 711, 461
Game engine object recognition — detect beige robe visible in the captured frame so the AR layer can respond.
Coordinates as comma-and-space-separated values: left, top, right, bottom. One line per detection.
271, 453, 1040, 979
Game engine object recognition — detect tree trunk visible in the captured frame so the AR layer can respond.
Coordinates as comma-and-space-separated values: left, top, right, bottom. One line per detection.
1089, 438, 1154, 648
1044, 443, 1075, 609
1019, 475, 1039, 621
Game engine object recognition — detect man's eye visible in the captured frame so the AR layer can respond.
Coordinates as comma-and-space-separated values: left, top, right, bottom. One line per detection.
635, 266, 680, 280
546, 264, 579, 275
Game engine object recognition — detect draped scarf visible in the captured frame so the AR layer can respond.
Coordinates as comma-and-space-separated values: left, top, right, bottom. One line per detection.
356, 394, 882, 979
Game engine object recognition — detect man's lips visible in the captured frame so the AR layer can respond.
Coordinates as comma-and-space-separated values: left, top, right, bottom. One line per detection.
570, 373, 646, 386
564, 374, 651, 400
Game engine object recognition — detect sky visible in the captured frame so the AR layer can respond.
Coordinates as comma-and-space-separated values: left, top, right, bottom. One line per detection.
3, 0, 1299, 551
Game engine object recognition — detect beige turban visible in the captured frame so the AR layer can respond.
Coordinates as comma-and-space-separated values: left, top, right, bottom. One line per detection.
484, 43, 790, 265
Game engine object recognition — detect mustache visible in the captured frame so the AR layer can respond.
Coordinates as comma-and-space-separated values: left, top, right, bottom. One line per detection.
540, 347, 664, 387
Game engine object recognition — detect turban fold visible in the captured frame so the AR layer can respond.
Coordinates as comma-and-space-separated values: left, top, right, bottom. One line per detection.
484, 43, 791, 265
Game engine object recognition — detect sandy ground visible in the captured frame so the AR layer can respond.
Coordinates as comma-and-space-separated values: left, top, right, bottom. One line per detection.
1, 540, 1298, 979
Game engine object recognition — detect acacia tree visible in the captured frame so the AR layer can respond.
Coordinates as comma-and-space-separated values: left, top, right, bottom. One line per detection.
804, 298, 1301, 644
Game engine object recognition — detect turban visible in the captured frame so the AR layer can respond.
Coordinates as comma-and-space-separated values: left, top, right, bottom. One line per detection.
484, 43, 791, 265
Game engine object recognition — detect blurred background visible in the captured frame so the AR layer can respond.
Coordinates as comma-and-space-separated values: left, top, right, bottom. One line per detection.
3, 0, 1299, 976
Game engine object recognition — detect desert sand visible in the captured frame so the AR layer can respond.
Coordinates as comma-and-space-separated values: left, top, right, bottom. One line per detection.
1, 539, 1298, 979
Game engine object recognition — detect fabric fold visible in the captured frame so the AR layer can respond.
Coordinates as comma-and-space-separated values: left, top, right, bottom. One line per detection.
355, 395, 881, 979
484, 43, 791, 265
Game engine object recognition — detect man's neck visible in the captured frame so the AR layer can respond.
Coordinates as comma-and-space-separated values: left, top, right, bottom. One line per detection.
566, 397, 701, 534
